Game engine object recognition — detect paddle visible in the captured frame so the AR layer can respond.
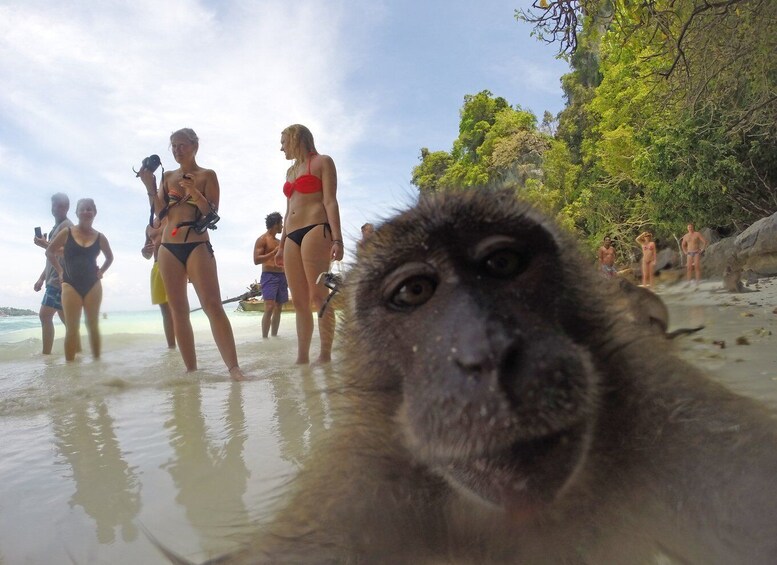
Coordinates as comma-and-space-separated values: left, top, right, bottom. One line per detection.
190, 284, 261, 313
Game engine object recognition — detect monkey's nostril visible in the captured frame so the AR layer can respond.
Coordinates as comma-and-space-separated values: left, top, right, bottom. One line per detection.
453, 349, 494, 373
498, 341, 527, 404
453, 339, 524, 380
501, 342, 523, 373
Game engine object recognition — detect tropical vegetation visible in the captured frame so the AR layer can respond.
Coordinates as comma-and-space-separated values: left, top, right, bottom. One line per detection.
411, 0, 776, 262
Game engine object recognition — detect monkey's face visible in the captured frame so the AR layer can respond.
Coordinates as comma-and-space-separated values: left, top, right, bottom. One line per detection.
348, 190, 604, 519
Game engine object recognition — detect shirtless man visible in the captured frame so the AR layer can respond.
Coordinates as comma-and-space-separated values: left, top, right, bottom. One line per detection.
681, 223, 708, 284
33, 193, 75, 354
598, 235, 617, 278
254, 212, 288, 338
142, 216, 175, 348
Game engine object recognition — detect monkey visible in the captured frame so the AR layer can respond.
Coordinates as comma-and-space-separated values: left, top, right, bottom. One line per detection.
615, 277, 670, 334
159, 189, 777, 564
722, 259, 755, 293
744, 268, 759, 287
615, 278, 704, 339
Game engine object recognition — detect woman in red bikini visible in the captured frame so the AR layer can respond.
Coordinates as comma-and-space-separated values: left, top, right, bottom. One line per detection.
138, 128, 245, 380
276, 124, 344, 364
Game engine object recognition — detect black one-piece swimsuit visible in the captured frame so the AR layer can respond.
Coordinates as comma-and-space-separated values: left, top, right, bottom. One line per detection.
62, 228, 102, 298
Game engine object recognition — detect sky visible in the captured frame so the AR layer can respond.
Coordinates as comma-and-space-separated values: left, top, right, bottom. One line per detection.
0, 0, 570, 313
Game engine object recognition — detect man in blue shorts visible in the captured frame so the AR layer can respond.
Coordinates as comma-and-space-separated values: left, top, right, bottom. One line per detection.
598, 235, 617, 279
254, 212, 289, 338
33, 193, 74, 354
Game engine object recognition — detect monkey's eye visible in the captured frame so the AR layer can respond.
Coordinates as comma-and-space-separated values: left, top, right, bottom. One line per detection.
382, 263, 438, 311
483, 249, 524, 278
474, 236, 527, 279
391, 276, 437, 309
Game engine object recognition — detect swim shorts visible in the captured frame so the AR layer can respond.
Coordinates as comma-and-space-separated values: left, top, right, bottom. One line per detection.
41, 284, 63, 310
600, 264, 617, 278
150, 262, 168, 305
260, 271, 289, 304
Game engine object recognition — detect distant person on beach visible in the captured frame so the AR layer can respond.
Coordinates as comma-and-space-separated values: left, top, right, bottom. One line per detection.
138, 127, 246, 380
598, 235, 617, 278
254, 211, 288, 338
681, 223, 708, 284
142, 216, 175, 348
358, 222, 375, 251
635, 231, 656, 288
33, 192, 75, 355
45, 198, 113, 361
275, 124, 344, 364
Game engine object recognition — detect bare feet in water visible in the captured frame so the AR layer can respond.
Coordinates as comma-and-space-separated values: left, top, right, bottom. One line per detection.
312, 355, 331, 366
229, 366, 247, 381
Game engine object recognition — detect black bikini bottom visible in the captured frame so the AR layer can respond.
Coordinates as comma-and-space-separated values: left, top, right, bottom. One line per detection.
161, 241, 213, 266
286, 223, 331, 246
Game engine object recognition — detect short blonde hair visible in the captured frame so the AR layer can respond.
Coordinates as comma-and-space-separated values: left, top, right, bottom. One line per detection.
170, 128, 200, 151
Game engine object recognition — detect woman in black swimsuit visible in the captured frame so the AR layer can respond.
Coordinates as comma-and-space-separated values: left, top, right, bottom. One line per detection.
138, 128, 245, 380
45, 198, 113, 361
276, 124, 344, 364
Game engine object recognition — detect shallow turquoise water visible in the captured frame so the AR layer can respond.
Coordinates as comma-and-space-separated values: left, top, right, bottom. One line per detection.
0, 308, 337, 563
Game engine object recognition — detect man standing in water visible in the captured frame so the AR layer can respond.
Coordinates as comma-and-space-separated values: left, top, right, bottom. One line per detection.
33, 193, 74, 354
598, 235, 617, 278
681, 223, 708, 284
254, 212, 288, 338
142, 216, 176, 349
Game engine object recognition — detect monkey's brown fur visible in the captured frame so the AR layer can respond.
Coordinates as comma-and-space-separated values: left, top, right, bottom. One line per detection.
211, 190, 777, 564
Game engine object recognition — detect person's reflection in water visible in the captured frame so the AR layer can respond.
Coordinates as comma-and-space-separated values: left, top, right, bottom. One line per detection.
269, 366, 336, 466
51, 400, 140, 544
163, 382, 250, 557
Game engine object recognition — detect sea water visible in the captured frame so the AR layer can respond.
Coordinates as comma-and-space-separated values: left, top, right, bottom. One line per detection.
0, 308, 336, 564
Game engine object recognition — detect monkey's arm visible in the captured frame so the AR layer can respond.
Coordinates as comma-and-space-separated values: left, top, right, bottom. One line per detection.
602, 347, 777, 565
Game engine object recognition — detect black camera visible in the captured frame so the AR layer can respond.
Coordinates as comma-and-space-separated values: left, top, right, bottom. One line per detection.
193, 210, 220, 234
134, 154, 162, 176
316, 272, 343, 318
318, 272, 343, 291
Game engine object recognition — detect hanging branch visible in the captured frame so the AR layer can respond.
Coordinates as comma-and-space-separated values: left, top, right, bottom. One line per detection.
516, 0, 589, 55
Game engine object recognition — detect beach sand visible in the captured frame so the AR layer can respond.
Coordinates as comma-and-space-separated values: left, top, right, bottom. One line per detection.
657, 276, 777, 409
1, 278, 776, 564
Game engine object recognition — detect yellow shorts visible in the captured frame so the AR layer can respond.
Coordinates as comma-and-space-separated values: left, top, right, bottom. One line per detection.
150, 262, 168, 305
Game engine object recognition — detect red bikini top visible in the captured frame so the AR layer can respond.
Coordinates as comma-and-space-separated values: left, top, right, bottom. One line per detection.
283, 154, 322, 198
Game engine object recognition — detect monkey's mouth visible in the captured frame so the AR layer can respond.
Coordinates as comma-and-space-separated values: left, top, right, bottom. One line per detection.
440, 423, 589, 518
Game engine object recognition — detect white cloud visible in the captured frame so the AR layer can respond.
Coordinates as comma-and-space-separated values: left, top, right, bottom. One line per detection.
0, 0, 569, 314
0, 0, 366, 311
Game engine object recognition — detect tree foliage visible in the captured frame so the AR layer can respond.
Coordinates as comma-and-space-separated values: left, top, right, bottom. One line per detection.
522, 0, 776, 245
411, 90, 552, 199
411, 1, 775, 263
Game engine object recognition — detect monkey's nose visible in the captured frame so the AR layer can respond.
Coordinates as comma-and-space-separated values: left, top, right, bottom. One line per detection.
453, 329, 524, 378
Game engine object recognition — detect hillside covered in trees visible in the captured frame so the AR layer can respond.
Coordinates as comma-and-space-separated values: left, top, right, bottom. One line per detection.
411, 0, 776, 261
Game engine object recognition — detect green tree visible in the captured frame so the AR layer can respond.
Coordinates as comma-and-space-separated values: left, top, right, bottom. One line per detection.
411, 91, 551, 195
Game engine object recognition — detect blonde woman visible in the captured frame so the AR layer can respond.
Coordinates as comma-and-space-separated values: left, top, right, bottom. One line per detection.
275, 124, 344, 364
138, 128, 245, 380
636, 231, 656, 288
45, 198, 113, 361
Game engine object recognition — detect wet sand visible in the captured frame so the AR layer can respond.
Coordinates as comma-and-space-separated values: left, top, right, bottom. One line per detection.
657, 276, 777, 409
